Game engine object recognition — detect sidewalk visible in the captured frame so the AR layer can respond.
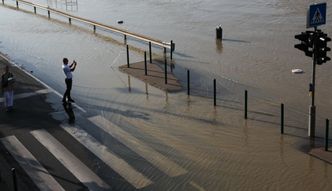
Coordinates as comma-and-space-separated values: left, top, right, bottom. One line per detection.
0, 55, 61, 191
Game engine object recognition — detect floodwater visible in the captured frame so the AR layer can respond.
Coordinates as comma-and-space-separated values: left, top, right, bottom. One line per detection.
0, 0, 332, 190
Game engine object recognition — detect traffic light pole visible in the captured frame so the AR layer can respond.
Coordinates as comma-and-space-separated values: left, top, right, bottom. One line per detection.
309, 27, 317, 138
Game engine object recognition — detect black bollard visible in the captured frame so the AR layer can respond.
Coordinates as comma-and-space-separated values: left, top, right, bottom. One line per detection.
244, 90, 248, 119
2, 0, 4, 5
48, 10, 50, 19
16, 0, 18, 8
170, 40, 173, 60
325, 119, 329, 151
126, 45, 130, 68
281, 103, 284, 134
149, 42, 152, 63
144, 51, 147, 76
34, 6, 36, 14
187, 70, 190, 96
11, 168, 17, 191
164, 48, 167, 84
69, 17, 72, 24
93, 25, 96, 33
124, 35, 127, 44
213, 79, 216, 106
216, 25, 223, 40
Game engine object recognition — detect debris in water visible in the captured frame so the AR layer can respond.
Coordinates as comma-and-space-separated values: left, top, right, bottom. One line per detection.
117, 20, 124, 24
292, 69, 303, 74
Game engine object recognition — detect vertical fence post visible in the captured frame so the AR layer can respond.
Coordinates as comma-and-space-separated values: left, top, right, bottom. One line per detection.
16, 0, 18, 9
144, 51, 147, 76
69, 17, 71, 24
164, 48, 167, 84
325, 119, 329, 151
149, 42, 152, 63
11, 168, 17, 191
213, 79, 216, 106
124, 35, 127, 44
93, 25, 96, 33
170, 40, 173, 60
281, 103, 284, 134
187, 70, 190, 96
244, 90, 248, 119
48, 10, 50, 19
126, 45, 130, 68
34, 6, 36, 14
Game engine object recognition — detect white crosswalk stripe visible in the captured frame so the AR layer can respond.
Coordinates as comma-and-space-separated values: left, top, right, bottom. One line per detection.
61, 124, 153, 189
88, 115, 187, 177
30, 129, 111, 191
0, 136, 65, 191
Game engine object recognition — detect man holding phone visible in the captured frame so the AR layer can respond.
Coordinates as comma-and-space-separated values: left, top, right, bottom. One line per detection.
62, 58, 77, 103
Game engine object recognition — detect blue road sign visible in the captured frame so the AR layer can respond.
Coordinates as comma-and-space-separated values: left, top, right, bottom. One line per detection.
307, 3, 327, 28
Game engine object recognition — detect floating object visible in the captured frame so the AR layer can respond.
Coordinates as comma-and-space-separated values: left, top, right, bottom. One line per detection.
117, 20, 124, 24
292, 69, 304, 74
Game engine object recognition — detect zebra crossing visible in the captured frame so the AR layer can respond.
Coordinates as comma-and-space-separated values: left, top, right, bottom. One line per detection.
0, 115, 205, 191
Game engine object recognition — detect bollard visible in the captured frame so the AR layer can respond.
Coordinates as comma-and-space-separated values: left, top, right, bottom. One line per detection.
244, 90, 248, 119
124, 34, 127, 44
69, 17, 71, 24
11, 168, 17, 191
164, 48, 168, 84
93, 25, 96, 33
126, 45, 130, 68
48, 10, 50, 19
187, 70, 190, 96
170, 40, 173, 60
34, 6, 36, 14
2, 0, 4, 5
149, 42, 152, 63
216, 25, 223, 40
16, 0, 18, 9
213, 79, 216, 106
325, 119, 329, 151
144, 51, 147, 76
281, 103, 284, 134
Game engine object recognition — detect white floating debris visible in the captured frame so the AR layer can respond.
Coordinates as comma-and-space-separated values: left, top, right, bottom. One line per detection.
292, 69, 304, 74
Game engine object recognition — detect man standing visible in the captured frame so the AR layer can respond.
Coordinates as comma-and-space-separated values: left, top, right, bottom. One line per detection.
1, 65, 15, 111
62, 58, 77, 103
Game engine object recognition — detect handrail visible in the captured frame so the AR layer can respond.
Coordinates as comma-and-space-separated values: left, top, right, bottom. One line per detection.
13, 0, 172, 49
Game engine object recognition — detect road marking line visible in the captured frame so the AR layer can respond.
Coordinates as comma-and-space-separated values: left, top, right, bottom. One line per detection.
30, 129, 110, 191
61, 124, 153, 189
88, 115, 187, 177
0, 136, 65, 191
0, 54, 86, 113
0, 89, 50, 102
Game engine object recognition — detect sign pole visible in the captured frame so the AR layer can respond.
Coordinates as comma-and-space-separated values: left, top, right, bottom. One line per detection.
309, 26, 317, 138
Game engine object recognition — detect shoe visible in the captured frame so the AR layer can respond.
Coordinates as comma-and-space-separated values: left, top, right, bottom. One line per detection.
68, 99, 75, 103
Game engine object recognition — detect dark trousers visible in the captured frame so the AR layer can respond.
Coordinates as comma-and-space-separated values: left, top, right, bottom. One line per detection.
63, 78, 72, 101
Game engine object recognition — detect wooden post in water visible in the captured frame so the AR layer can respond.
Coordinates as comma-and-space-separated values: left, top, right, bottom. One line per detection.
213, 79, 216, 106
48, 10, 50, 19
164, 47, 167, 84
34, 6, 36, 14
11, 168, 17, 191
244, 90, 248, 119
281, 103, 284, 134
149, 42, 152, 63
144, 51, 147, 76
187, 70, 190, 96
325, 119, 329, 151
127, 45, 130, 68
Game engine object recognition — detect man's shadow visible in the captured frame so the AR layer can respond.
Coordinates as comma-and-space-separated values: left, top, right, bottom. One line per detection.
62, 102, 75, 124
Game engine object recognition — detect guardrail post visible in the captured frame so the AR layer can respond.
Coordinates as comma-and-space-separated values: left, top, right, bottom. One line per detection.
126, 45, 130, 68
281, 103, 284, 134
48, 10, 50, 19
93, 25, 96, 33
11, 168, 17, 191
325, 119, 329, 151
149, 42, 152, 63
16, 0, 18, 9
34, 6, 36, 14
69, 17, 71, 24
213, 79, 216, 106
164, 47, 167, 84
144, 51, 147, 76
187, 70, 190, 96
170, 40, 173, 60
244, 90, 248, 119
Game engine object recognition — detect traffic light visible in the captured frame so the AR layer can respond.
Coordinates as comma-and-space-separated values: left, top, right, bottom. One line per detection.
315, 32, 331, 65
294, 31, 314, 57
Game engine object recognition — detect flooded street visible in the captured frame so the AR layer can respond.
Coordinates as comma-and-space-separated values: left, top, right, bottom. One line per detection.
1, 0, 332, 190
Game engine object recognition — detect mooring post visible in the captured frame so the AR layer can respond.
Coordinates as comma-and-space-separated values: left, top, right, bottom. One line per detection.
187, 70, 190, 96
213, 79, 216, 106
281, 103, 284, 134
48, 10, 50, 19
11, 168, 17, 191
126, 45, 130, 68
170, 40, 173, 60
244, 90, 248, 119
216, 25, 223, 40
164, 47, 167, 84
144, 51, 147, 76
69, 17, 71, 24
16, 0, 18, 9
149, 42, 152, 63
34, 6, 36, 14
93, 25, 96, 33
325, 119, 329, 151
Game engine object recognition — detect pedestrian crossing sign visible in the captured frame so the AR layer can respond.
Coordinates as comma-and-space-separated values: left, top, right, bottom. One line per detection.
307, 3, 327, 28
